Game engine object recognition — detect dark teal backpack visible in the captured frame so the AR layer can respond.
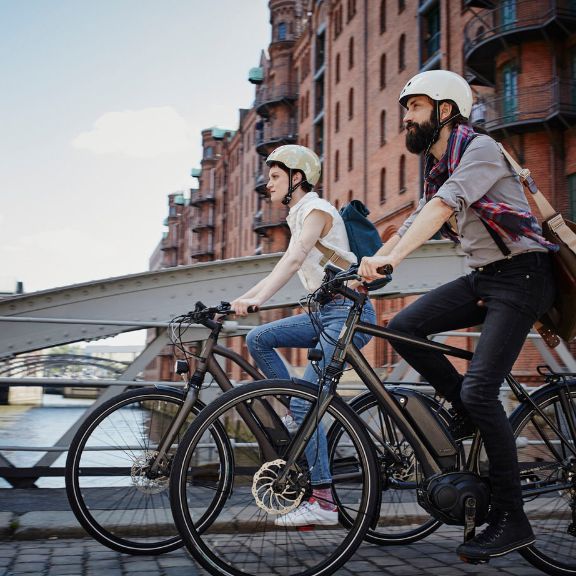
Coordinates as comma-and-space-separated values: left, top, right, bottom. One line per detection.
340, 200, 383, 261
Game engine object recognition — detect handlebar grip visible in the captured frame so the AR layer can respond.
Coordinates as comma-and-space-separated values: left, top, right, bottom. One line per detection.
247, 305, 259, 313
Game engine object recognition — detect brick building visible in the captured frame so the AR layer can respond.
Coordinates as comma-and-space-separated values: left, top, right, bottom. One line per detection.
148, 0, 576, 384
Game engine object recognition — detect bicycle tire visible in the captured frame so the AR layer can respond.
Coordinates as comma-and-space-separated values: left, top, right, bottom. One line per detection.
66, 386, 233, 555
329, 389, 445, 545
170, 379, 379, 576
502, 381, 576, 576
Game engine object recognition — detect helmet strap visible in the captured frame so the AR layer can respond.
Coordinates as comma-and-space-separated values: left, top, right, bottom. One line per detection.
281, 169, 304, 206
425, 101, 458, 157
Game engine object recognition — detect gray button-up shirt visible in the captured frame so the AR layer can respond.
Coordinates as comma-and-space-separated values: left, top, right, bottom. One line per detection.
397, 134, 547, 268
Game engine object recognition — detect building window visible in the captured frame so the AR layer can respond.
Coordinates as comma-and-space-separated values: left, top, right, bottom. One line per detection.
335, 150, 340, 182
399, 154, 406, 193
399, 103, 405, 132
380, 168, 386, 204
501, 61, 518, 122
335, 53, 341, 84
315, 76, 325, 117
380, 53, 386, 90
398, 0, 405, 13
348, 87, 355, 120
398, 33, 406, 71
334, 5, 343, 38
500, 0, 516, 30
380, 0, 386, 34
421, 3, 440, 65
314, 120, 324, 157
335, 101, 340, 132
348, 138, 354, 171
380, 110, 386, 145
347, 0, 357, 21
278, 22, 287, 41
315, 30, 326, 72
348, 36, 355, 69
569, 173, 576, 220
205, 146, 213, 159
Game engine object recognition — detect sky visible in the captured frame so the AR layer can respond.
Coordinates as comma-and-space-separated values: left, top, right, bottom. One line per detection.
0, 0, 270, 294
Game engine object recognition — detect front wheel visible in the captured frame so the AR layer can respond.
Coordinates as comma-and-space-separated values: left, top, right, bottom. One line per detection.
510, 381, 576, 575
170, 379, 379, 576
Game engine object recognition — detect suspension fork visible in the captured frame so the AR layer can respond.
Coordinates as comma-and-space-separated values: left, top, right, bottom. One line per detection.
149, 319, 223, 475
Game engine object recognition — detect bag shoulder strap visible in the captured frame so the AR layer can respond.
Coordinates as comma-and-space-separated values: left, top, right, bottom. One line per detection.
498, 143, 576, 251
497, 143, 556, 219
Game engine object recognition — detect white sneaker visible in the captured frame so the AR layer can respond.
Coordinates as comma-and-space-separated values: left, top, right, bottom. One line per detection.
274, 499, 338, 527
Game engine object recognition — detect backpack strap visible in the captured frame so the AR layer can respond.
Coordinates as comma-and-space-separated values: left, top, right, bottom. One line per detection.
314, 241, 353, 270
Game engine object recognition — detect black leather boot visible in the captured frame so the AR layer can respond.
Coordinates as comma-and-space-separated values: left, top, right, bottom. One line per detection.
457, 508, 535, 561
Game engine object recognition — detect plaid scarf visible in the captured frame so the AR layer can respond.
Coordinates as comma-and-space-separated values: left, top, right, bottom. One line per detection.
424, 124, 558, 252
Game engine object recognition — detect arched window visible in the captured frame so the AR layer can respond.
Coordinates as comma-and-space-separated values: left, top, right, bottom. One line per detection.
380, 110, 386, 146
334, 150, 340, 181
348, 190, 353, 203
335, 101, 340, 132
348, 138, 354, 171
398, 0, 405, 13
380, 0, 386, 34
278, 22, 287, 41
399, 154, 406, 193
380, 53, 386, 90
399, 34, 406, 71
348, 36, 355, 69
348, 87, 354, 119
380, 168, 386, 204
335, 53, 341, 84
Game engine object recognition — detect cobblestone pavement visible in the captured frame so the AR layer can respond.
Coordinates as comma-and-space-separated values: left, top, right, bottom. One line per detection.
0, 525, 546, 576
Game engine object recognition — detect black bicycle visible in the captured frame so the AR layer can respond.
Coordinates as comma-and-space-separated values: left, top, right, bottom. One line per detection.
65, 301, 264, 555
169, 264, 576, 576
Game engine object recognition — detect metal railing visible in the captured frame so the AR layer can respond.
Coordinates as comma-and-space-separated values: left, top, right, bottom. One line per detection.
477, 79, 576, 131
464, 0, 576, 56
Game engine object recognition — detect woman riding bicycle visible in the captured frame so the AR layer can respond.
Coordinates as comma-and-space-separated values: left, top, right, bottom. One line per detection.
232, 144, 376, 526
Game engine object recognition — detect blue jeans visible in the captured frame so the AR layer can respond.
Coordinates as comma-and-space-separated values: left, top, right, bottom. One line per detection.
246, 296, 376, 485
387, 251, 555, 510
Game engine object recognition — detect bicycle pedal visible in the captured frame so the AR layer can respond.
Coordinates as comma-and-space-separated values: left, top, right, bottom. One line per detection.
459, 555, 489, 565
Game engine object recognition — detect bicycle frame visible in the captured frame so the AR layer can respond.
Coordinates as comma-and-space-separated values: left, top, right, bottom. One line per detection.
276, 281, 576, 499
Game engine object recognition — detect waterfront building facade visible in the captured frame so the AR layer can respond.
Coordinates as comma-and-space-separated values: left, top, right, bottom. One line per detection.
148, 0, 576, 384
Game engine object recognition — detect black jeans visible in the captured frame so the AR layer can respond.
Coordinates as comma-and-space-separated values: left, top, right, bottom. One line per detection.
388, 251, 555, 510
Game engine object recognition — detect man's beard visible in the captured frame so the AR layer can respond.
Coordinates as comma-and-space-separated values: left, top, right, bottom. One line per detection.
405, 115, 437, 154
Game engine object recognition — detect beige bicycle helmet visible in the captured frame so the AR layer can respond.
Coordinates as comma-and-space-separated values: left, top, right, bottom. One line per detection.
266, 145, 321, 186
399, 70, 473, 119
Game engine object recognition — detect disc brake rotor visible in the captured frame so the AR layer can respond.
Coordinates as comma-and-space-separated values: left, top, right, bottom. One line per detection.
130, 451, 169, 495
252, 459, 305, 515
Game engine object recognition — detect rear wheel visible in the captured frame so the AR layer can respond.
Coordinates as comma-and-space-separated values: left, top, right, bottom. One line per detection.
170, 379, 379, 576
509, 381, 576, 575
329, 389, 445, 545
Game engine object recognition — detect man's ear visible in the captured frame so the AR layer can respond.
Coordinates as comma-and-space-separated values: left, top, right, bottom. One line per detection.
439, 101, 454, 122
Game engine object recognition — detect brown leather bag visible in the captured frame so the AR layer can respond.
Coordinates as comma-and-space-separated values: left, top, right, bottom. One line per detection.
499, 144, 576, 346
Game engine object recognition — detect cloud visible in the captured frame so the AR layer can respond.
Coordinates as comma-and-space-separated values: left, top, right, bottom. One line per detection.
72, 107, 193, 159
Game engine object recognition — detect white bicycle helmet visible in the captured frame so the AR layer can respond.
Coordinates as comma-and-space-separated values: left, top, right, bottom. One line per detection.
266, 145, 321, 186
399, 70, 473, 119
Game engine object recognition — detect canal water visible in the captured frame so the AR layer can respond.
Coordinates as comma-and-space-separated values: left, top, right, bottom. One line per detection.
0, 393, 91, 488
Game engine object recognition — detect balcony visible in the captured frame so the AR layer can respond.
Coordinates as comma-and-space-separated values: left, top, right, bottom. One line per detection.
464, 0, 576, 85
255, 120, 298, 157
253, 205, 288, 237
254, 83, 298, 117
189, 189, 215, 206
191, 214, 215, 231
190, 238, 214, 258
254, 170, 268, 196
476, 79, 576, 134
